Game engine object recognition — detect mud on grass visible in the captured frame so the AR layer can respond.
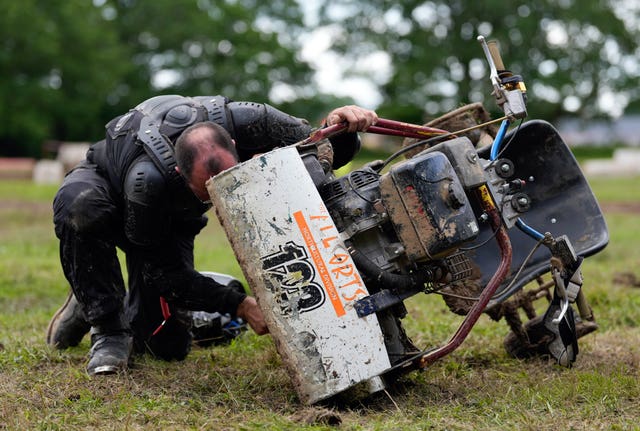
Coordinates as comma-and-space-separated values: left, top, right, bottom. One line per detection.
2, 294, 639, 429
5, 329, 640, 430
1, 178, 640, 430
2, 329, 639, 430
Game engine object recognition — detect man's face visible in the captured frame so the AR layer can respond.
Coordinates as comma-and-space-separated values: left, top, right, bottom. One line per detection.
188, 146, 238, 203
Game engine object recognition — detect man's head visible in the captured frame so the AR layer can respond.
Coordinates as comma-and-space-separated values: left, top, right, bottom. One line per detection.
175, 121, 239, 202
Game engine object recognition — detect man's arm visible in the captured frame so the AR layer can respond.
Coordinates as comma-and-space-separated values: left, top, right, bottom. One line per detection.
122, 157, 266, 333
226, 101, 312, 161
225, 101, 377, 167
321, 105, 378, 167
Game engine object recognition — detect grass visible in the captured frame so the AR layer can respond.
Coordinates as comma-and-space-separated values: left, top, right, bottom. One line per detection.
1, 169, 639, 430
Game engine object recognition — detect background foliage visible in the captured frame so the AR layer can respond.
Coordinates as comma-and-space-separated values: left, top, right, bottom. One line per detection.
316, 0, 640, 122
1, 0, 639, 157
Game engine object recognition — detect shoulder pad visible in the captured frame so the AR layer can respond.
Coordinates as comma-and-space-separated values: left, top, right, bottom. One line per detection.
163, 104, 198, 129
192, 95, 233, 136
135, 95, 186, 120
123, 157, 167, 205
137, 116, 182, 188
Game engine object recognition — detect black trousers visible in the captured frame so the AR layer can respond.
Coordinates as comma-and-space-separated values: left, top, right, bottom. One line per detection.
53, 161, 193, 360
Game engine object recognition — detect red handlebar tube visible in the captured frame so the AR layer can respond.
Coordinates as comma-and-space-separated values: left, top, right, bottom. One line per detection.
373, 118, 450, 138
299, 118, 450, 146
417, 185, 512, 368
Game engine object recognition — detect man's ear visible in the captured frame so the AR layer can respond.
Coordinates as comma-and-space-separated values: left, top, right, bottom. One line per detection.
232, 138, 236, 147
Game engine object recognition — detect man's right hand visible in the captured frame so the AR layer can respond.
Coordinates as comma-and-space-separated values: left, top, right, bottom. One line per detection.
325, 105, 378, 133
236, 296, 269, 335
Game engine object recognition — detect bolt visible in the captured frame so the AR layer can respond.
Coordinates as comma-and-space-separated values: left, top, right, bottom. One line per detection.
550, 218, 557, 224
479, 213, 489, 222
517, 197, 529, 206
500, 163, 511, 173
528, 176, 535, 182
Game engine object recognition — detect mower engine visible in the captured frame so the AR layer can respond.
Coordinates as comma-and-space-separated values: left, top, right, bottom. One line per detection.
316, 136, 486, 302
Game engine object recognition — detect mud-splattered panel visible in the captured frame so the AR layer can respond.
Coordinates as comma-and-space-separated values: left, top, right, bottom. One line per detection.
207, 147, 391, 404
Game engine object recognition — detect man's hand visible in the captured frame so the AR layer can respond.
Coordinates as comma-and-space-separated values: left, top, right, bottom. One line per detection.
236, 296, 269, 335
325, 105, 378, 133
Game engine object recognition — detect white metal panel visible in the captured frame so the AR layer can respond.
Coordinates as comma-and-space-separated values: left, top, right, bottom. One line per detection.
207, 147, 390, 404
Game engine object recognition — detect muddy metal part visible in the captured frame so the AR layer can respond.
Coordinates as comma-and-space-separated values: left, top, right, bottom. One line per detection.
441, 276, 550, 321
207, 147, 391, 404
401, 102, 498, 159
379, 148, 480, 262
442, 273, 598, 359
467, 120, 609, 304
499, 276, 598, 359
415, 189, 512, 369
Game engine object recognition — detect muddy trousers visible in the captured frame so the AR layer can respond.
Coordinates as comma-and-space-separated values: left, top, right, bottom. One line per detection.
53, 163, 194, 360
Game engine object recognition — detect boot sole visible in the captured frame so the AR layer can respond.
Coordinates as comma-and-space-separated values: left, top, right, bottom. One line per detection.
46, 291, 89, 348
90, 365, 121, 375
46, 291, 75, 346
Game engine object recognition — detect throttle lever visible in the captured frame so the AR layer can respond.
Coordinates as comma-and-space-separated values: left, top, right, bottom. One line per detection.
478, 36, 502, 95
477, 35, 528, 119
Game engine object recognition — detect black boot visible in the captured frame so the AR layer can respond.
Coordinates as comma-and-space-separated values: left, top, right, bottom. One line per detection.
87, 315, 133, 376
46, 291, 91, 349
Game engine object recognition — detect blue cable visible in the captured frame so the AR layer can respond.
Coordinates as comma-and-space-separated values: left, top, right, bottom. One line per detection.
516, 219, 545, 241
490, 119, 511, 161
490, 119, 545, 241
225, 319, 241, 328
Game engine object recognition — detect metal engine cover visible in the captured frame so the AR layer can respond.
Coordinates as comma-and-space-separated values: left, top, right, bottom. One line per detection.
207, 147, 391, 404
380, 151, 479, 261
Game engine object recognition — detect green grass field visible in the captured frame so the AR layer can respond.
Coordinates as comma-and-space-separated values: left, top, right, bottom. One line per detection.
0, 171, 639, 430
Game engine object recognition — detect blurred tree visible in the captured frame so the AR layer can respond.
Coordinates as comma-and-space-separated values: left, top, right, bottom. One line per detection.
316, 0, 640, 124
5, 1, 638, 157
102, 0, 317, 114
0, 0, 335, 157
0, 0, 129, 157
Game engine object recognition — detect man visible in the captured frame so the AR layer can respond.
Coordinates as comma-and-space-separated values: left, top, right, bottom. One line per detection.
47, 94, 378, 375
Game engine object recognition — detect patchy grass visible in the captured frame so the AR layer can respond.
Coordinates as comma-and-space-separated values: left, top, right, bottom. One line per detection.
0, 177, 639, 430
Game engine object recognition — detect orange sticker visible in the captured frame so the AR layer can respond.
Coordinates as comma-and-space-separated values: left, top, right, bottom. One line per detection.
294, 210, 346, 317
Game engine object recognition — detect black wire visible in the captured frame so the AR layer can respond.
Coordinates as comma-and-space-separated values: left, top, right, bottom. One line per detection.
378, 133, 454, 171
496, 237, 545, 296
459, 226, 499, 251
438, 237, 545, 302
345, 169, 381, 203
459, 200, 508, 251
487, 118, 524, 167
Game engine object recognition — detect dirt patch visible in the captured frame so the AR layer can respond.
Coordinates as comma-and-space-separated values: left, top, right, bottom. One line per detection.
613, 272, 640, 288
0, 200, 52, 214
581, 328, 640, 370
600, 202, 640, 214
290, 407, 342, 426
